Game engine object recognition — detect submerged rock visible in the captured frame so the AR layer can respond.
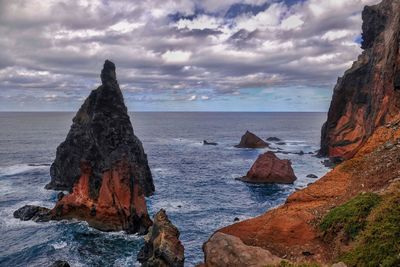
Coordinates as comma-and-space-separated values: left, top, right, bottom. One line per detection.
13, 205, 51, 222
203, 140, 218, 146
50, 261, 70, 267
235, 131, 268, 148
319, 0, 400, 160
266, 137, 281, 142
238, 151, 297, 184
37, 60, 153, 233
306, 174, 318, 179
203, 232, 281, 267
137, 209, 184, 267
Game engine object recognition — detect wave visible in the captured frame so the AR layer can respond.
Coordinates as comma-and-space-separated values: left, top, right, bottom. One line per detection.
0, 163, 49, 177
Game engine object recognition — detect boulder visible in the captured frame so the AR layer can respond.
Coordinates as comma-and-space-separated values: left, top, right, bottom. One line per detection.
202, 232, 281, 267
235, 131, 268, 148
137, 209, 184, 267
306, 174, 318, 179
238, 151, 297, 184
13, 205, 51, 222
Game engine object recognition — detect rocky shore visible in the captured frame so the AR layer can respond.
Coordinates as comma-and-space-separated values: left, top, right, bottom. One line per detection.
202, 0, 400, 265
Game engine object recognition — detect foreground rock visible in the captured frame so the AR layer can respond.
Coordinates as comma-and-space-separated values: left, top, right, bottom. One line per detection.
14, 60, 154, 234
137, 209, 184, 267
203, 232, 282, 267
238, 152, 297, 184
319, 0, 400, 160
13, 205, 51, 222
235, 131, 268, 148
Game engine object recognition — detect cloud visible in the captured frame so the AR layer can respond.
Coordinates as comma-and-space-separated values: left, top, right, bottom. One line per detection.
0, 0, 382, 111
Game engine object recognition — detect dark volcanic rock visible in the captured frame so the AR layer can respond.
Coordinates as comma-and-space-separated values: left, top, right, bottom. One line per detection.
138, 209, 184, 267
267, 137, 281, 142
203, 140, 218, 146
13, 205, 51, 222
42, 60, 153, 233
235, 131, 268, 148
238, 151, 297, 184
50, 261, 70, 267
306, 174, 318, 179
46, 60, 154, 197
319, 0, 400, 160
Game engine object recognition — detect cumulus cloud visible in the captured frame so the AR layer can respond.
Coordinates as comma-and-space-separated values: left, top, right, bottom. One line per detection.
0, 0, 381, 111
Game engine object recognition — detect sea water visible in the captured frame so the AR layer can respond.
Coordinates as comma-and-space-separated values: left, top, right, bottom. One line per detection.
0, 112, 329, 266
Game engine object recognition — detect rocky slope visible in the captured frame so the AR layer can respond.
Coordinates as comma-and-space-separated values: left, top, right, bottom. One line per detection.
320, 0, 400, 160
203, 0, 400, 265
15, 60, 154, 234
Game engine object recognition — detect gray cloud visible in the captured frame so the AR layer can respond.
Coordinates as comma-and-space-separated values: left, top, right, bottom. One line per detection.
0, 0, 381, 110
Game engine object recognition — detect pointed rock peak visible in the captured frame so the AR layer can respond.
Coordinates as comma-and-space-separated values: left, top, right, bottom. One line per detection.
101, 59, 116, 84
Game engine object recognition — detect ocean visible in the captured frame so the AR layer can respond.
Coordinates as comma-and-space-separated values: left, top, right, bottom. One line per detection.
0, 112, 329, 267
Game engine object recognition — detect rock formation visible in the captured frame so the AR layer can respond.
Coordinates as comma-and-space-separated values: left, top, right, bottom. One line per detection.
13, 205, 51, 222
203, 140, 218, 146
203, 232, 282, 267
238, 151, 297, 184
137, 209, 184, 267
235, 131, 268, 148
14, 60, 154, 234
46, 60, 154, 197
49, 60, 153, 233
319, 0, 400, 160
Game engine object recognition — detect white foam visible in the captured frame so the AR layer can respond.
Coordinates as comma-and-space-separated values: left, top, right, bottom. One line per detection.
51, 241, 67, 249
0, 163, 48, 176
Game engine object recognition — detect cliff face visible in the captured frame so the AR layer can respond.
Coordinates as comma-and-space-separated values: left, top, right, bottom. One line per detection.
320, 0, 400, 160
48, 60, 154, 233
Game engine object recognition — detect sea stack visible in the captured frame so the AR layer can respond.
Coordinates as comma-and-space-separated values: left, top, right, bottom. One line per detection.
138, 209, 185, 267
238, 151, 297, 184
319, 0, 400, 160
235, 131, 268, 148
48, 60, 154, 233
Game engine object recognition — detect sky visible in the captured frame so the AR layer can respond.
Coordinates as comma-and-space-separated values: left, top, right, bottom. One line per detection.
0, 0, 380, 112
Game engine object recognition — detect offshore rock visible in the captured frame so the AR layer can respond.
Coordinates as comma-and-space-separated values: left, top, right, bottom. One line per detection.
319, 0, 400, 160
13, 205, 51, 222
137, 209, 184, 267
238, 151, 297, 184
46, 60, 153, 233
235, 131, 268, 148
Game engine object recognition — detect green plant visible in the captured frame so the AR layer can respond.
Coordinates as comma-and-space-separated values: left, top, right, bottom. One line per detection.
319, 193, 381, 240
341, 189, 400, 267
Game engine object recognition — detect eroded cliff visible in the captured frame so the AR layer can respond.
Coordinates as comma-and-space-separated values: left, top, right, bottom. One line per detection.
320, 0, 400, 160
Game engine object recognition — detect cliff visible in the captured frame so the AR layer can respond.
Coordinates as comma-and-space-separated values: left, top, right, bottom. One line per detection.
320, 0, 400, 160
203, 0, 400, 265
49, 60, 153, 233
